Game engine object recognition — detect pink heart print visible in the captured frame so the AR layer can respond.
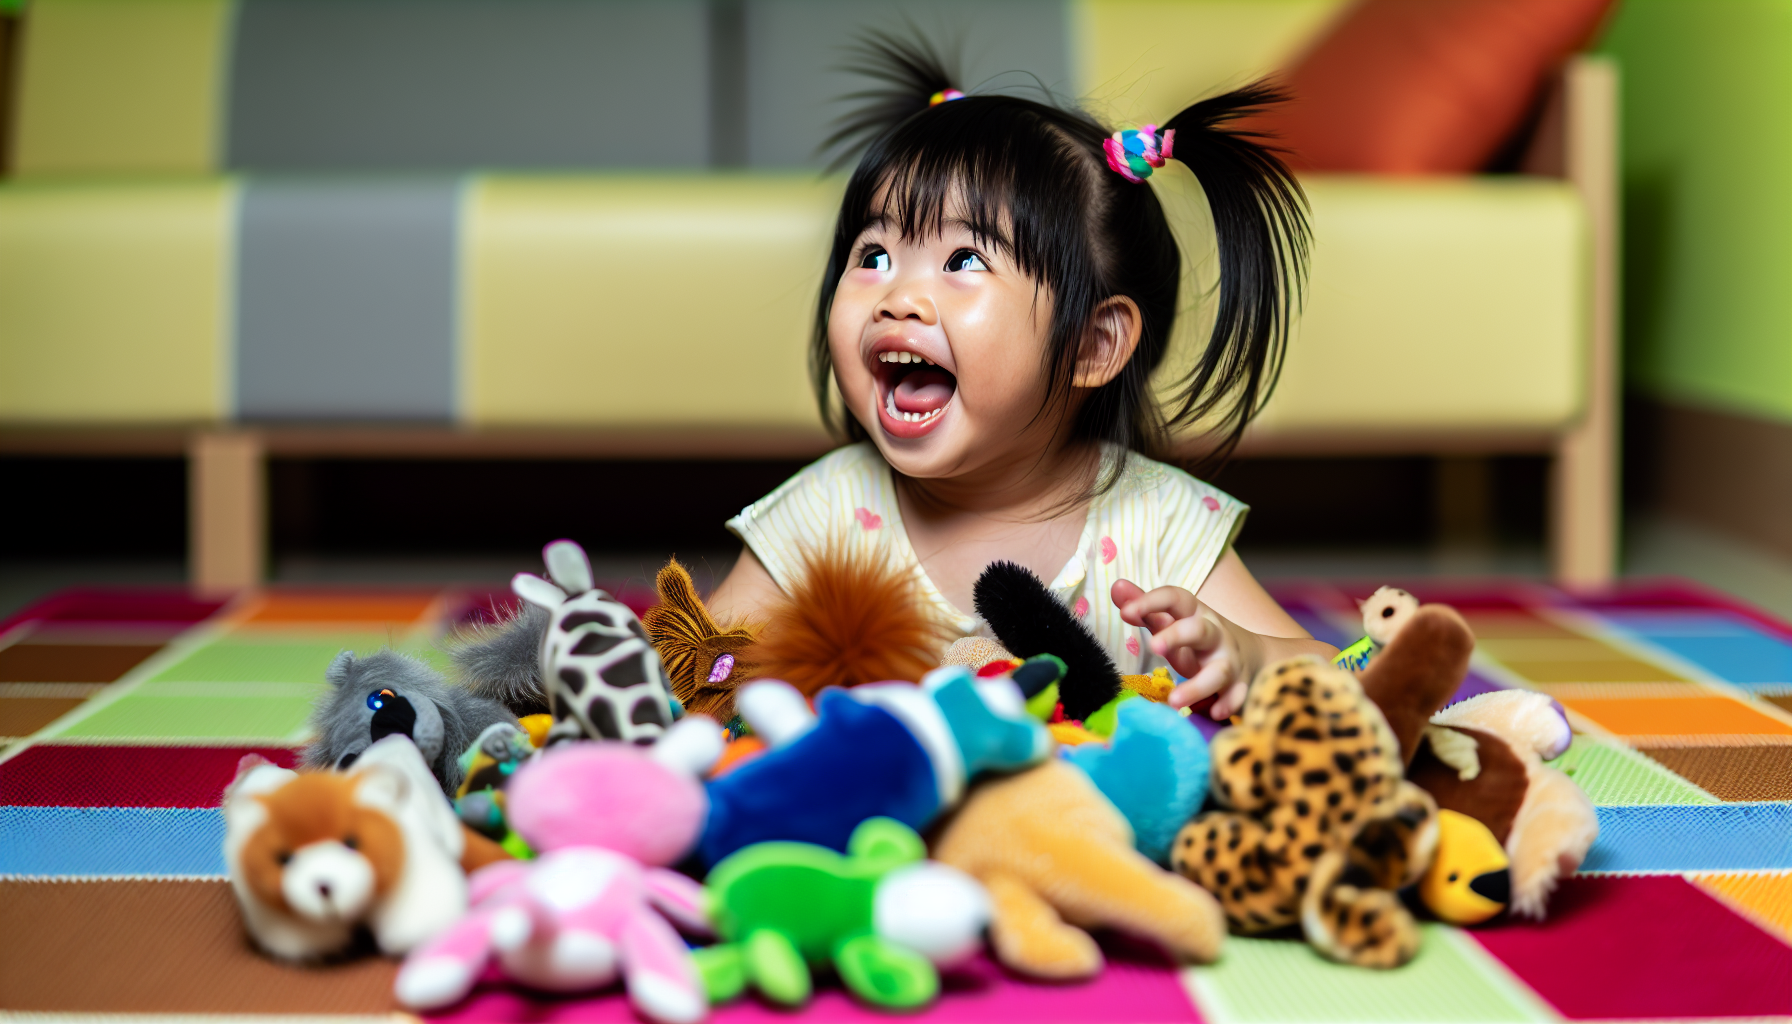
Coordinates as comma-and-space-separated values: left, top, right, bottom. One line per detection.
1073, 596, 1089, 618
1202, 496, 1221, 511
1100, 536, 1117, 564
1125, 635, 1141, 657
854, 507, 882, 531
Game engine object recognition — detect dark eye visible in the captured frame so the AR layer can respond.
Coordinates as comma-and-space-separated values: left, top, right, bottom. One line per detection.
277, 851, 292, 866
945, 249, 988, 272
343, 836, 358, 851
367, 688, 396, 711
858, 247, 890, 272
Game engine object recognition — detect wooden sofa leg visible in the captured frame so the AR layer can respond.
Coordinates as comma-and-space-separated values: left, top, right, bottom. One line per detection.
1552, 425, 1615, 587
1550, 56, 1620, 589
189, 431, 265, 593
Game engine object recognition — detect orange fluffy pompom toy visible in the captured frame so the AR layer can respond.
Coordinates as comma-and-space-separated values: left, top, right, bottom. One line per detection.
750, 547, 949, 697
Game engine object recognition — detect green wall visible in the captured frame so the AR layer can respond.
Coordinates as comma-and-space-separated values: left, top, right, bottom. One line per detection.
1603, 0, 1792, 423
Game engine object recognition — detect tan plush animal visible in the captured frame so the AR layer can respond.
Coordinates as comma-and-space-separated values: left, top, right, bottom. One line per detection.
224, 735, 479, 960
1351, 597, 1598, 920
931, 759, 1226, 980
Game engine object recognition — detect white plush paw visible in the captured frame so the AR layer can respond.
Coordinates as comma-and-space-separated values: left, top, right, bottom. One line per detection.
631, 971, 708, 1024
394, 957, 475, 1009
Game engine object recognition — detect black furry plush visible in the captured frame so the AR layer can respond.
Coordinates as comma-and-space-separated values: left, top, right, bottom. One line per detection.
973, 561, 1122, 721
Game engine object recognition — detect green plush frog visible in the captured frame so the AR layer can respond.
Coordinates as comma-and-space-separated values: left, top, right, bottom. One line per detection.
693, 818, 990, 1010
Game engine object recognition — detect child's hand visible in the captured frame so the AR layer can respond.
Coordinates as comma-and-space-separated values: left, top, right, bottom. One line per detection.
1112, 579, 1260, 720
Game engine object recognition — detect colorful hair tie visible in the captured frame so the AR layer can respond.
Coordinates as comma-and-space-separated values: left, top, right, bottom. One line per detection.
929, 88, 966, 107
1103, 124, 1175, 184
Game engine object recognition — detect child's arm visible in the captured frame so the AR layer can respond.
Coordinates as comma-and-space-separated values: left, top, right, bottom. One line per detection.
1113, 548, 1336, 720
705, 547, 785, 626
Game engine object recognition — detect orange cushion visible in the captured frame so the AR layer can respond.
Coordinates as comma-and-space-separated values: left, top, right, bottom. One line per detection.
1249, 0, 1615, 174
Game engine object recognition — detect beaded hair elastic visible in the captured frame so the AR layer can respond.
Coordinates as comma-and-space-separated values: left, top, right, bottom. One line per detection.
1104, 125, 1175, 184
929, 88, 966, 106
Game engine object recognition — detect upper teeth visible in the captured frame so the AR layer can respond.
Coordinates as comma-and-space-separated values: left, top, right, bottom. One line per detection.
878, 351, 935, 366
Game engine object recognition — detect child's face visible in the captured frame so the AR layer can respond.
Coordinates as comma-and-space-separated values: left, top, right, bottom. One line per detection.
829, 210, 1062, 481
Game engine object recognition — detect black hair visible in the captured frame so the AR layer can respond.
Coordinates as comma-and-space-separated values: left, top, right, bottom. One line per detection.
811, 36, 1308, 474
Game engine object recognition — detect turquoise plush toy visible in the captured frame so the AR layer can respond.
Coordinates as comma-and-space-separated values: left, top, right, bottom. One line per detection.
694, 818, 990, 1010
1066, 698, 1210, 864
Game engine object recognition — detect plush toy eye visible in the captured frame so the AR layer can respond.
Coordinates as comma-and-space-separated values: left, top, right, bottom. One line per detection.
342, 836, 358, 851
277, 851, 292, 866
367, 688, 396, 711
1448, 871, 1460, 883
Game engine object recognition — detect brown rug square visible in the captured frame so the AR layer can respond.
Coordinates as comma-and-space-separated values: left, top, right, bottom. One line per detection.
0, 879, 398, 1014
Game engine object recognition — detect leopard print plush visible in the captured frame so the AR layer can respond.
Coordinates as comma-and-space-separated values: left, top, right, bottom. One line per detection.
1171, 656, 1439, 968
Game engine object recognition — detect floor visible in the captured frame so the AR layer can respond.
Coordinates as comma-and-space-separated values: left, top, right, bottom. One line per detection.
4, 512, 1791, 625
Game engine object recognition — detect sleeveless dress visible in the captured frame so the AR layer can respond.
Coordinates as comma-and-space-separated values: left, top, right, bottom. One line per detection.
725, 442, 1247, 674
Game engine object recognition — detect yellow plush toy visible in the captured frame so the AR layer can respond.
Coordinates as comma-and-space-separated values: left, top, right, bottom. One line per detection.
931, 759, 1226, 980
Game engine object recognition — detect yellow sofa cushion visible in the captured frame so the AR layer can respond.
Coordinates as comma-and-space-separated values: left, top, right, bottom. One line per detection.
0, 180, 233, 422
462, 175, 839, 428
1249, 176, 1588, 433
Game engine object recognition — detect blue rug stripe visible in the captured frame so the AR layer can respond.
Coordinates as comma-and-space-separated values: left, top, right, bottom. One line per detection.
0, 806, 225, 878
1583, 803, 1792, 872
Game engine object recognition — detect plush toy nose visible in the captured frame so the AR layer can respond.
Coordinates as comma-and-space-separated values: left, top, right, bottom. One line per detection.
370, 694, 417, 742
1469, 868, 1510, 905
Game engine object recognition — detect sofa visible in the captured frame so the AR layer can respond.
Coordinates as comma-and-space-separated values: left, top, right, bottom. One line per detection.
0, 0, 1615, 589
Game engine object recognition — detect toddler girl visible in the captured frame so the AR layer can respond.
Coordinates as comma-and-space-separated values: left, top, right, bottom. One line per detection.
707, 41, 1336, 719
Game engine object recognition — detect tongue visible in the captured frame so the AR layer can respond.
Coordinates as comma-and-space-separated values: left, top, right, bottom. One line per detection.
893, 368, 955, 414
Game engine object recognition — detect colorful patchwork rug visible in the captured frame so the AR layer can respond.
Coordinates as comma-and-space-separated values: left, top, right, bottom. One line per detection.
2, 579, 1789, 1022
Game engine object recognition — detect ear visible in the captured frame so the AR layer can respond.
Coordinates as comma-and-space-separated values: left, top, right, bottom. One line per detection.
650, 714, 725, 777
325, 651, 356, 687
543, 539, 594, 595
225, 757, 294, 804
512, 572, 566, 610
1073, 295, 1143, 389
353, 761, 410, 811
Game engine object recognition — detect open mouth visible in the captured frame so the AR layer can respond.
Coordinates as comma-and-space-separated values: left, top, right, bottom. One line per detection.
874, 350, 958, 436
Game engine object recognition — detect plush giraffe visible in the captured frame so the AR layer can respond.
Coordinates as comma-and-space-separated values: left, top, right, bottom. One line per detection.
511, 540, 676, 747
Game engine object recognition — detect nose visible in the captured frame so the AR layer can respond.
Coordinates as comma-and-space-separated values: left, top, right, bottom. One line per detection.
875, 280, 938, 326
370, 694, 417, 742
317, 882, 333, 901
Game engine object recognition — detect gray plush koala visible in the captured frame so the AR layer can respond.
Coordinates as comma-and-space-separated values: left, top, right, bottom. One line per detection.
302, 649, 517, 795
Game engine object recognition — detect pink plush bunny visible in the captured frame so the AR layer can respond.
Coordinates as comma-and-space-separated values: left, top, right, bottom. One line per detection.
395, 715, 722, 1023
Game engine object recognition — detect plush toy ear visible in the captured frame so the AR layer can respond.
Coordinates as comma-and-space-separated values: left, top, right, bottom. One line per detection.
325, 651, 356, 688
512, 572, 566, 611
543, 539, 594, 595
353, 760, 410, 811
650, 713, 725, 777
1358, 604, 1474, 766
224, 755, 294, 805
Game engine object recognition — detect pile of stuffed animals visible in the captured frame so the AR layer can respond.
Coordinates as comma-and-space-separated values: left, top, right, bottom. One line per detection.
221, 540, 1599, 1022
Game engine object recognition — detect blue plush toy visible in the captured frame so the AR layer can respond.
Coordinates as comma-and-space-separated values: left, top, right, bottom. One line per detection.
1066, 698, 1210, 864
699, 665, 1052, 866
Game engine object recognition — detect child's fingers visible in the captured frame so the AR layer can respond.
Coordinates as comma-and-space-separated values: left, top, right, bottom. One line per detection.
1210, 681, 1249, 721
1112, 581, 1202, 627
1146, 614, 1222, 658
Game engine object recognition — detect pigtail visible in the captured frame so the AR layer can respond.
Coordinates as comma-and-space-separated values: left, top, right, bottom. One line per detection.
819, 34, 963, 171
1159, 84, 1309, 462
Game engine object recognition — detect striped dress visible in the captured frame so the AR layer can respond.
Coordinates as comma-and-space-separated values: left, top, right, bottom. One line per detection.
725, 442, 1247, 674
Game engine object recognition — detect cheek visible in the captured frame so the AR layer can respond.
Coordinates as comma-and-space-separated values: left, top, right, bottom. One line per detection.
241, 830, 292, 912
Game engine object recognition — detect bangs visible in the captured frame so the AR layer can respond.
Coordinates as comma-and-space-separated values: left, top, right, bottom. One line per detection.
836, 97, 1105, 294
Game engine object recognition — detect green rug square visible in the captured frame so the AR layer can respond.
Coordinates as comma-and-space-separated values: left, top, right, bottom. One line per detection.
55, 692, 318, 741
1186, 927, 1546, 1023
1552, 735, 1717, 805
148, 634, 405, 685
